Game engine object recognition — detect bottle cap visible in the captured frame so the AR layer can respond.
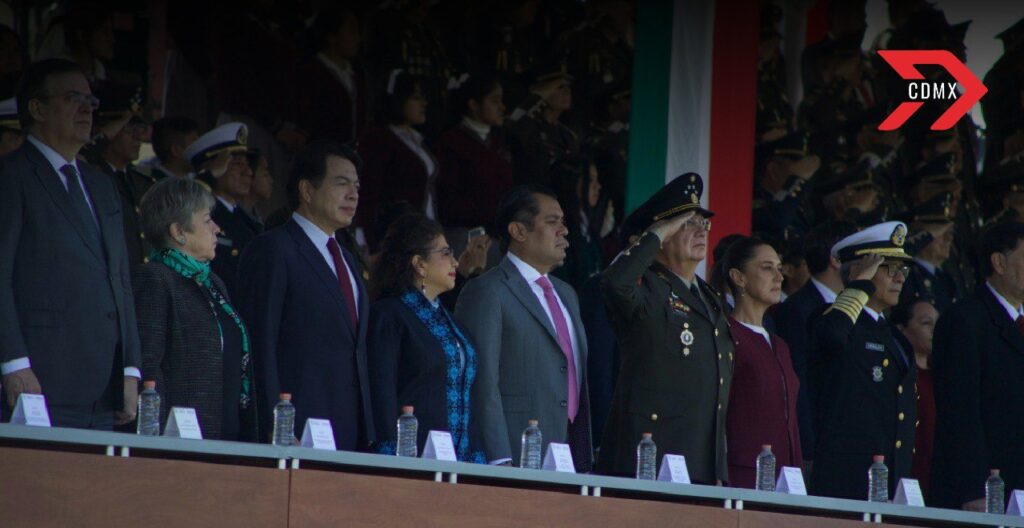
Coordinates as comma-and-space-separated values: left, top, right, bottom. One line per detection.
142, 380, 156, 389
279, 393, 291, 401
528, 419, 539, 426
761, 444, 772, 451
872, 455, 885, 463
402, 405, 414, 414
642, 432, 652, 439
991, 469, 1001, 476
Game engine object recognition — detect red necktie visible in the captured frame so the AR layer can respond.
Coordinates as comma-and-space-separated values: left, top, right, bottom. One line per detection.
326, 237, 358, 329
536, 276, 578, 422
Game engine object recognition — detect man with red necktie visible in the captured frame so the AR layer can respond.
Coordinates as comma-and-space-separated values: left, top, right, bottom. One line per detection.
238, 140, 374, 450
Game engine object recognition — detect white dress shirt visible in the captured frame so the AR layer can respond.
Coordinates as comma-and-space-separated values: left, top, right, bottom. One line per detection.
987, 282, 1023, 322
863, 305, 883, 322
216, 195, 237, 213
461, 116, 491, 141
2, 136, 140, 378
292, 212, 360, 318
811, 277, 839, 304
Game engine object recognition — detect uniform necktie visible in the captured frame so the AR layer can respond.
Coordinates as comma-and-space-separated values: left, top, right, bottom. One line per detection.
326, 237, 358, 329
60, 164, 101, 243
536, 276, 578, 422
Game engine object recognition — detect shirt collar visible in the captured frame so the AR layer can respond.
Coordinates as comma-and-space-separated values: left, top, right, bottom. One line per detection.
914, 258, 937, 275
27, 134, 79, 174
810, 277, 839, 303
461, 116, 491, 141
217, 196, 237, 213
987, 282, 1023, 321
863, 305, 883, 322
292, 211, 335, 249
506, 251, 544, 285
389, 124, 423, 144
316, 53, 352, 75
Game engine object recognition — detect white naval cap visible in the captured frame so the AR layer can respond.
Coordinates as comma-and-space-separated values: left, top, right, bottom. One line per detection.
0, 97, 19, 130
831, 221, 912, 264
184, 122, 248, 170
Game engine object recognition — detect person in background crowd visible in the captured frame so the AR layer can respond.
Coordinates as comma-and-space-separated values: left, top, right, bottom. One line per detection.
550, 155, 612, 291
597, 173, 734, 484
506, 62, 579, 186
717, 236, 802, 489
456, 185, 593, 471
240, 149, 274, 230
891, 295, 938, 499
296, 6, 369, 145
237, 141, 374, 449
134, 178, 257, 441
61, 5, 115, 83
0, 96, 24, 155
773, 220, 857, 472
367, 213, 486, 463
587, 84, 630, 217
185, 122, 259, 300
358, 70, 439, 251
0, 25, 25, 99
931, 222, 1024, 511
0, 59, 140, 428
436, 75, 514, 230
83, 82, 156, 269
808, 222, 917, 500
779, 238, 809, 299
148, 116, 199, 180
900, 192, 961, 312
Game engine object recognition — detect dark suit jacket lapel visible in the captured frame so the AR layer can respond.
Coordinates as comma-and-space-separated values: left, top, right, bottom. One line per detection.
285, 220, 354, 335
342, 245, 369, 341
26, 144, 104, 261
499, 257, 560, 346
982, 286, 1024, 354
81, 165, 121, 262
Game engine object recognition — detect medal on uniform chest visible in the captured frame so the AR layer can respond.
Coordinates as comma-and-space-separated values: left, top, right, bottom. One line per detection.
668, 290, 691, 314
680, 323, 695, 357
872, 366, 884, 383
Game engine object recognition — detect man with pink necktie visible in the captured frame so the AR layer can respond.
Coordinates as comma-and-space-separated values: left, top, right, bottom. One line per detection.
456, 185, 593, 471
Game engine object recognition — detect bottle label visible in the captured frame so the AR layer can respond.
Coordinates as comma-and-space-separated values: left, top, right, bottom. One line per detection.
10, 393, 51, 427
657, 454, 691, 484
775, 466, 807, 495
422, 430, 457, 461
300, 418, 336, 450
163, 407, 203, 439
541, 443, 576, 473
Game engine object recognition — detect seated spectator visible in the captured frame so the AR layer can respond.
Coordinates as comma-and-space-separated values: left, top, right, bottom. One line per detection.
148, 116, 199, 180
0, 96, 23, 155
134, 178, 256, 441
358, 71, 439, 250
436, 75, 514, 229
717, 236, 802, 489
367, 213, 486, 462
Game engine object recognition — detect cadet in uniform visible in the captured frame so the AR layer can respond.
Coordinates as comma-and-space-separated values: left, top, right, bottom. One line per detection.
183, 122, 258, 299
752, 131, 820, 242
505, 62, 580, 186
808, 222, 918, 500
83, 82, 156, 268
900, 192, 962, 313
596, 173, 734, 484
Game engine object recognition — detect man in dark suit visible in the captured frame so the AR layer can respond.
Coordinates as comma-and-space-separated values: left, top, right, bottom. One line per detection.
931, 222, 1024, 511
0, 59, 141, 429
808, 222, 917, 500
237, 140, 373, 449
597, 173, 734, 484
456, 185, 593, 471
774, 221, 856, 466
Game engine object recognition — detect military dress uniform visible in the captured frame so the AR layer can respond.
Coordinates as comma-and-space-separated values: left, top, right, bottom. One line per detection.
899, 192, 962, 312
596, 173, 734, 483
505, 64, 580, 186
807, 222, 918, 500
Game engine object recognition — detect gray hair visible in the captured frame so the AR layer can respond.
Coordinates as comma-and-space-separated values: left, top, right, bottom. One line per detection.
139, 178, 216, 250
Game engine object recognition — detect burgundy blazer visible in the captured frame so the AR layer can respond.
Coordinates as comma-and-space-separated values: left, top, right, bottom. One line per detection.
435, 124, 514, 229
725, 316, 803, 489
295, 57, 369, 144
356, 126, 437, 248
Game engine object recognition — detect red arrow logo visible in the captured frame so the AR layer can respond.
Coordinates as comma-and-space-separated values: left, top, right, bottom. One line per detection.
876, 50, 987, 131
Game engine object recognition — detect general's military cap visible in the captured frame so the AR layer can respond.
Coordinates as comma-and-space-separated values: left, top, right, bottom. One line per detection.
907, 191, 954, 224
626, 172, 714, 235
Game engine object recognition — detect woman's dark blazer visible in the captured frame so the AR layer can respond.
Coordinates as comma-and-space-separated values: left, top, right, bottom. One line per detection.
133, 261, 255, 441
367, 296, 482, 455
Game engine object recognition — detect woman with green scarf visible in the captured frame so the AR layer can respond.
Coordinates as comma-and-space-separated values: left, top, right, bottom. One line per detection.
133, 177, 257, 441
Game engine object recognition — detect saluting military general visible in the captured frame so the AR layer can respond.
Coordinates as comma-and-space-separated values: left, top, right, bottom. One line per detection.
596, 173, 734, 484
808, 221, 917, 500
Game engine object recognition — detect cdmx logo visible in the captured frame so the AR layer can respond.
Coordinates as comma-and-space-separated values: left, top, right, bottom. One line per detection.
876, 50, 987, 131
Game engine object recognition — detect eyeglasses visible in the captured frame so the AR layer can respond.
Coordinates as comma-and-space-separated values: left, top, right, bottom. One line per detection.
684, 217, 712, 231
426, 247, 454, 258
880, 263, 910, 278
60, 91, 101, 110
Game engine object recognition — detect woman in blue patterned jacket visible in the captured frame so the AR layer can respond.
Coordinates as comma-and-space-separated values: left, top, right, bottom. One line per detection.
367, 213, 486, 462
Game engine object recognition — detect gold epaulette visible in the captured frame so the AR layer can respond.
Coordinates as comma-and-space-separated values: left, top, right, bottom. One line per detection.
824, 287, 870, 323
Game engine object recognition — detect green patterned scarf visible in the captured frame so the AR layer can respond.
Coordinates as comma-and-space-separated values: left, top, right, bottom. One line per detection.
151, 248, 254, 410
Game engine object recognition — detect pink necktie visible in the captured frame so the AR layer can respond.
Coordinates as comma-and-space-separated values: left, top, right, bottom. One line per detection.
536, 276, 578, 421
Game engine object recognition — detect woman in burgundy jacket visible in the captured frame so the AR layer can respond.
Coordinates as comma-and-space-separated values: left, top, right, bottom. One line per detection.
715, 236, 802, 488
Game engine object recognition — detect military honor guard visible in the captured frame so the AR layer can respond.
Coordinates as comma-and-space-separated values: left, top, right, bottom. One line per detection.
808, 221, 917, 500
184, 122, 259, 299
596, 173, 734, 484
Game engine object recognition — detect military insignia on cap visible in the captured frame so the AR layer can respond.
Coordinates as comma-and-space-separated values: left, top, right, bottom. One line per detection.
690, 193, 698, 204
872, 366, 884, 383
891, 224, 907, 247
237, 126, 248, 146
680, 330, 695, 346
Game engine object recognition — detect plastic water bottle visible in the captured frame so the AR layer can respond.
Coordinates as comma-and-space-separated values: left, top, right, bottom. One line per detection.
986, 469, 1005, 514
755, 444, 777, 491
397, 406, 418, 457
136, 381, 161, 436
636, 433, 657, 480
520, 419, 543, 469
271, 393, 295, 446
868, 455, 889, 502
